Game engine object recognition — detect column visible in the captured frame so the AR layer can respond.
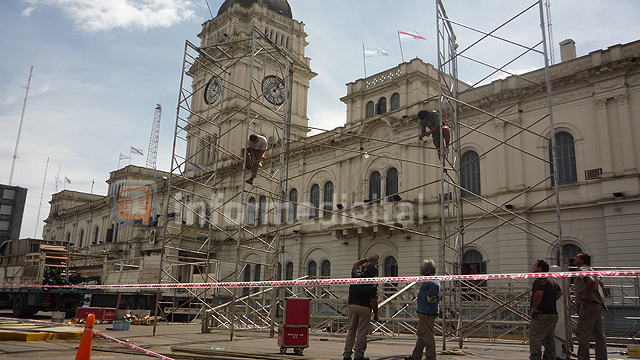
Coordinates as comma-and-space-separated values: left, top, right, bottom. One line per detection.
594, 98, 613, 177
615, 94, 637, 174
495, 121, 508, 192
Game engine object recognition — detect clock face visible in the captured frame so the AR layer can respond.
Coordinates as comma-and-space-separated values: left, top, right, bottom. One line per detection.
204, 76, 223, 105
261, 75, 286, 105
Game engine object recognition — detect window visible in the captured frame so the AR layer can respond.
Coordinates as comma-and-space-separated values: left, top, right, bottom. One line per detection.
288, 188, 298, 222
277, 263, 282, 281
550, 132, 577, 186
390, 93, 400, 111
376, 97, 387, 114
461, 151, 480, 198
285, 262, 294, 280
78, 229, 84, 248
320, 260, 331, 278
257, 196, 267, 226
307, 261, 317, 278
462, 250, 487, 288
93, 226, 99, 244
365, 101, 375, 118
369, 171, 381, 204
384, 256, 398, 291
556, 244, 582, 266
386, 167, 399, 202
247, 197, 256, 225
254, 264, 261, 281
323, 181, 334, 216
280, 191, 286, 224
66, 231, 71, 244
243, 264, 251, 295
310, 184, 320, 219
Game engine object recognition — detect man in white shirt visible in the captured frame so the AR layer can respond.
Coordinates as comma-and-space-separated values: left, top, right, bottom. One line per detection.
244, 134, 268, 185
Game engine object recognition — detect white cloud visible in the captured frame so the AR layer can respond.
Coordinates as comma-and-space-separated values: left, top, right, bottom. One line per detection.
42, 0, 197, 33
22, 5, 36, 17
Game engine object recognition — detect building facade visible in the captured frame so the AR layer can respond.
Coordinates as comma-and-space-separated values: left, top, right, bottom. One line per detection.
43, 0, 640, 289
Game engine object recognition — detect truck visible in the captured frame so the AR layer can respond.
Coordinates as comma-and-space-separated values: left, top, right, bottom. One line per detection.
0, 238, 228, 320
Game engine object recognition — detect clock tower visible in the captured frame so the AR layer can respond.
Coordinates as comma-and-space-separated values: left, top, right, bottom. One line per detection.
188, 0, 316, 167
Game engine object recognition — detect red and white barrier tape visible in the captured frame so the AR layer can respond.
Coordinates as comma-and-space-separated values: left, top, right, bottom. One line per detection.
2, 269, 639, 290
0, 317, 174, 360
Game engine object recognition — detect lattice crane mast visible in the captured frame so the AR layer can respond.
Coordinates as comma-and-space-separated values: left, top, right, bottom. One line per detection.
545, 0, 555, 65
146, 104, 162, 169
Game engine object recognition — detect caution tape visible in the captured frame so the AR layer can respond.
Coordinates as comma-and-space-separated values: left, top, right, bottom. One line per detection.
0, 317, 174, 360
1, 269, 639, 290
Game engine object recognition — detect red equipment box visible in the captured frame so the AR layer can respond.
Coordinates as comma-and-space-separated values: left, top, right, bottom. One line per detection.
278, 325, 309, 347
278, 298, 310, 355
75, 307, 116, 320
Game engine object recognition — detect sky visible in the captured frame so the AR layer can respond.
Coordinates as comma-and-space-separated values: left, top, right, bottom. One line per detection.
1, 0, 640, 239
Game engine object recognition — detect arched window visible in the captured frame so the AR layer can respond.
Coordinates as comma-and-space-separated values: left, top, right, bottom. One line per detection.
384, 256, 397, 277
254, 264, 261, 281
257, 196, 267, 226
463, 249, 487, 288
369, 171, 381, 204
114, 223, 119, 242
320, 260, 331, 278
556, 244, 582, 266
323, 181, 334, 216
285, 262, 294, 280
93, 226, 99, 244
288, 188, 298, 222
386, 167, 399, 202
78, 229, 84, 248
247, 197, 256, 226
462, 250, 486, 274
307, 261, 317, 278
550, 132, 577, 185
365, 101, 375, 118
461, 151, 481, 198
390, 92, 400, 111
280, 191, 286, 224
243, 264, 251, 295
309, 184, 320, 219
376, 97, 387, 114
277, 262, 282, 281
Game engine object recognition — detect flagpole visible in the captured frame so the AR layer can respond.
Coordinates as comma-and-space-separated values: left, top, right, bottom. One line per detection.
118, 154, 122, 169
398, 31, 405, 63
362, 44, 367, 78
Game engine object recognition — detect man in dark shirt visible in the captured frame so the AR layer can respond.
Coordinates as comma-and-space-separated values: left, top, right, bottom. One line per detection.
529, 259, 562, 360
343, 255, 379, 360
418, 110, 450, 161
573, 252, 607, 360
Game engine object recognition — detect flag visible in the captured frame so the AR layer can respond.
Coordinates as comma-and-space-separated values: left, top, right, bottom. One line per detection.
65, 176, 71, 184
130, 146, 144, 156
364, 47, 390, 57
119, 153, 130, 160
187, 162, 206, 171
398, 30, 427, 42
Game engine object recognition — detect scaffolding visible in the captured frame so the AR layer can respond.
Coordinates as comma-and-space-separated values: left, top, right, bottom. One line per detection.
151, 1, 640, 356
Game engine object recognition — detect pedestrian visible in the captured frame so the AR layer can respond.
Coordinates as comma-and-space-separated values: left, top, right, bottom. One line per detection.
405, 259, 441, 360
418, 110, 450, 161
242, 134, 268, 185
529, 259, 563, 360
573, 252, 607, 360
343, 255, 380, 360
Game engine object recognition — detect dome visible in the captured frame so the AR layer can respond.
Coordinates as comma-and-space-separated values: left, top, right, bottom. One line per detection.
217, 0, 292, 19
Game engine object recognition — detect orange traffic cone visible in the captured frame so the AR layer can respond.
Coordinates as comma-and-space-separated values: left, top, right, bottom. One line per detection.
75, 313, 95, 360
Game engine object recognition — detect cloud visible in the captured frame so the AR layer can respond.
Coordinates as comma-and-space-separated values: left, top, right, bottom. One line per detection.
22, 5, 36, 17
42, 0, 197, 33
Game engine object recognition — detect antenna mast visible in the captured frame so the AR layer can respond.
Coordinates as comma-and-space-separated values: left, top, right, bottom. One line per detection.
146, 104, 162, 169
545, 0, 555, 64
9, 66, 33, 185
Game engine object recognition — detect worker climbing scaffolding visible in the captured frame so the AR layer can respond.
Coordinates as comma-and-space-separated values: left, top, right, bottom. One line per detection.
418, 109, 450, 162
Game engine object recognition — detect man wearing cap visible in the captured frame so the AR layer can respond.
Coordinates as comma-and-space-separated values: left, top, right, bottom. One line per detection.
529, 259, 562, 360
573, 252, 607, 360
343, 255, 379, 360
405, 259, 441, 360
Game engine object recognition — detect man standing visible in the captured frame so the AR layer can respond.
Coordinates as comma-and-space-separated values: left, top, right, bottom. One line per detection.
529, 259, 562, 360
343, 255, 379, 360
243, 134, 268, 185
573, 252, 607, 360
405, 259, 441, 360
418, 110, 450, 161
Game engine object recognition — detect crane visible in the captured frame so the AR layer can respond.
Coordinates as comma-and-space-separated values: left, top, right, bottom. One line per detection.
146, 104, 162, 169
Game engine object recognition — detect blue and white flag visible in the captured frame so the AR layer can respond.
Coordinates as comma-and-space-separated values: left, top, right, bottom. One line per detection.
398, 30, 427, 42
364, 47, 390, 57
